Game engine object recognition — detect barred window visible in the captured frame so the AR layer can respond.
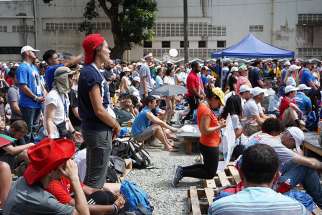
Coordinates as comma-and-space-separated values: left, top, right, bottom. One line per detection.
44, 22, 110, 32
12, 25, 34, 32
298, 48, 322, 57
0, 26, 7, 32
298, 14, 322, 25
249, 25, 264, 32
143, 48, 217, 59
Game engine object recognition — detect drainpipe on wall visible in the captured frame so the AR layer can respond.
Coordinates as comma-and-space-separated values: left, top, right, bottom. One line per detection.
32, 0, 38, 48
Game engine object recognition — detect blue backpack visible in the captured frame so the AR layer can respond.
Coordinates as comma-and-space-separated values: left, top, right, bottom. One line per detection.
120, 180, 153, 215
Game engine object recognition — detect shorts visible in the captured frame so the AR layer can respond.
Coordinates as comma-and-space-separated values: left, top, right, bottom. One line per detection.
133, 127, 155, 142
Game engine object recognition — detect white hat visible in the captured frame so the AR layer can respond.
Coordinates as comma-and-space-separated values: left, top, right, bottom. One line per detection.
297, 84, 311, 91
123, 67, 131, 72
289, 64, 301, 72
231, 66, 238, 73
284, 85, 298, 94
20, 45, 40, 54
239, 85, 252, 93
133, 76, 140, 82
251, 87, 266, 97
234, 62, 239, 67
284, 61, 291, 66
152, 95, 161, 100
287, 127, 304, 153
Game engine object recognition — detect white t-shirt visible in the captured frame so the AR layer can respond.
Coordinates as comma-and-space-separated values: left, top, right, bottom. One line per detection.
243, 99, 261, 125
44, 89, 70, 138
163, 76, 175, 85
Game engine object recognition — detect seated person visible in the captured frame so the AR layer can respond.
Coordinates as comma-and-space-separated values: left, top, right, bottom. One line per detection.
0, 161, 12, 208
279, 85, 303, 127
243, 87, 269, 136
3, 138, 90, 215
295, 84, 312, 117
247, 118, 322, 208
131, 96, 178, 151
0, 120, 34, 170
209, 144, 307, 215
46, 175, 125, 215
239, 85, 252, 107
114, 93, 136, 125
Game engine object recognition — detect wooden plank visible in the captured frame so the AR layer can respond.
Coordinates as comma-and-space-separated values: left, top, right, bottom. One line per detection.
204, 188, 214, 205
304, 142, 322, 157
312, 207, 322, 215
217, 171, 230, 187
205, 179, 216, 188
190, 186, 202, 215
228, 166, 241, 184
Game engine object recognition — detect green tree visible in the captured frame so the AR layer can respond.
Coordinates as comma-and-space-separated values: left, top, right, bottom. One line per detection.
81, 0, 157, 59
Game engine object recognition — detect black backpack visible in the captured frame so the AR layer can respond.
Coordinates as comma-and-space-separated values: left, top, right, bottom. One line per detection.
128, 140, 152, 169
111, 140, 131, 159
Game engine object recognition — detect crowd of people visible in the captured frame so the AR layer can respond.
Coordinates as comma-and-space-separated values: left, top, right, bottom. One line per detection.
0, 32, 321, 214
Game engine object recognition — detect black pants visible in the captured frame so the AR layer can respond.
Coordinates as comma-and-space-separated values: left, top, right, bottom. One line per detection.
182, 144, 219, 179
182, 96, 199, 122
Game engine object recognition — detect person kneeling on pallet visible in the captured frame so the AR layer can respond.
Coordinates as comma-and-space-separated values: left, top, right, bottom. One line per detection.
209, 144, 307, 215
172, 87, 226, 187
131, 95, 178, 152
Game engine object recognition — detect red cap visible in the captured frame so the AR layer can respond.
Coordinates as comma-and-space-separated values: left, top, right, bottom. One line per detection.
24, 138, 76, 185
82, 33, 105, 64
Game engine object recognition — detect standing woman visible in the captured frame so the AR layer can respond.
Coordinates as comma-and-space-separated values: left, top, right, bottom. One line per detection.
78, 34, 121, 189
163, 67, 176, 123
119, 67, 132, 94
172, 87, 226, 187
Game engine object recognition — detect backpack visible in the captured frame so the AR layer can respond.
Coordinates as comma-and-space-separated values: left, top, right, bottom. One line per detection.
112, 140, 131, 159
128, 139, 152, 169
120, 180, 153, 215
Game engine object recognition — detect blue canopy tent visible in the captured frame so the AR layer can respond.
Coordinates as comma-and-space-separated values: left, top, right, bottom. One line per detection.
211, 34, 295, 59
211, 34, 294, 87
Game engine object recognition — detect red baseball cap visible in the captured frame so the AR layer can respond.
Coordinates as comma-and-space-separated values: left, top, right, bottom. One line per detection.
24, 138, 76, 185
82, 33, 105, 64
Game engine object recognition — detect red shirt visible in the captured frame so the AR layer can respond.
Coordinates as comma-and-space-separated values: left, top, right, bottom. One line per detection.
186, 70, 203, 97
46, 176, 84, 204
279, 96, 296, 118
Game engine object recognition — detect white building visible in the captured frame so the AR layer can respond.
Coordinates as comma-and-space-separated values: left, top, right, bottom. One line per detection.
0, 0, 321, 61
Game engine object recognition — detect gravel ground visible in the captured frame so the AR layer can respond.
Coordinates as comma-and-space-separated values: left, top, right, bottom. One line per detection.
126, 144, 203, 215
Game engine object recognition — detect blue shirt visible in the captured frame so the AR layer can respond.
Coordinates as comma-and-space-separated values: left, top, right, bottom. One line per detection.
16, 62, 42, 109
201, 74, 208, 86
44, 64, 63, 91
131, 107, 151, 136
155, 75, 163, 88
300, 68, 314, 86
295, 92, 312, 114
209, 187, 307, 215
78, 64, 111, 131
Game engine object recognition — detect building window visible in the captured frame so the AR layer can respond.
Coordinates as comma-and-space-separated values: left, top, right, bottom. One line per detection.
298, 14, 322, 25
44, 22, 110, 32
0, 47, 22, 54
298, 48, 322, 57
198, 41, 207, 48
143, 41, 152, 48
249, 25, 264, 32
217, 40, 226, 48
12, 25, 34, 32
162, 41, 171, 48
180, 41, 189, 48
0, 26, 7, 32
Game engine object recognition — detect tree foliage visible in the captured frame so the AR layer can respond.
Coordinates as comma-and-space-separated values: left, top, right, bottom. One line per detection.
81, 0, 157, 59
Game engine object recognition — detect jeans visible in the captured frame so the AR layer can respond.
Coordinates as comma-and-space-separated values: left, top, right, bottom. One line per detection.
182, 96, 199, 123
279, 160, 322, 208
20, 107, 41, 142
83, 129, 112, 189
182, 144, 219, 179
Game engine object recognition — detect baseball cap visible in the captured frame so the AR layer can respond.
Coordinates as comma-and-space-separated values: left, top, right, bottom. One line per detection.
251, 87, 266, 97
239, 85, 252, 93
297, 84, 311, 91
238, 64, 247, 71
231, 66, 238, 73
21, 45, 40, 54
54, 66, 75, 78
133, 76, 140, 82
211, 87, 225, 105
284, 61, 291, 66
284, 85, 298, 94
287, 127, 304, 153
289, 64, 301, 72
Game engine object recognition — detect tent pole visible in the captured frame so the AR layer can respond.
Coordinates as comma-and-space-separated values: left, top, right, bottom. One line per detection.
220, 57, 224, 90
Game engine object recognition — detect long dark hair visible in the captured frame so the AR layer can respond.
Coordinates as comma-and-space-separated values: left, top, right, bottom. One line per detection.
221, 95, 242, 119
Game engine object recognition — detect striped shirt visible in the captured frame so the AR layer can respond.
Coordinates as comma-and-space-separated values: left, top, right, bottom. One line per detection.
208, 187, 308, 215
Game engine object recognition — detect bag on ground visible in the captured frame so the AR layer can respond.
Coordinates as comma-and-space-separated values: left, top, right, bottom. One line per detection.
128, 140, 152, 169
120, 180, 153, 215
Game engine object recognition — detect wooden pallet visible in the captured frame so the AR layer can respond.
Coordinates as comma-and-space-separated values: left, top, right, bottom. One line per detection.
119, 158, 132, 181
187, 186, 215, 215
204, 165, 241, 189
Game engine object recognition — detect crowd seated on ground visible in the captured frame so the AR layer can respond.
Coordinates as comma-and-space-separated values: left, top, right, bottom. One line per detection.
0, 33, 321, 214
